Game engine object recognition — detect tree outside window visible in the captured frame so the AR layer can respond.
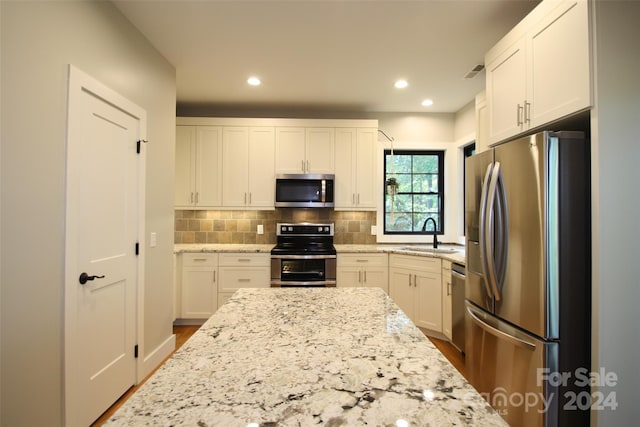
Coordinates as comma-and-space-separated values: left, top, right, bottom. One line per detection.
384, 150, 444, 235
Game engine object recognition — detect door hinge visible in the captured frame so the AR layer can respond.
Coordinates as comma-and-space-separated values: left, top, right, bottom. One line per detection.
134, 344, 139, 358
135, 242, 140, 256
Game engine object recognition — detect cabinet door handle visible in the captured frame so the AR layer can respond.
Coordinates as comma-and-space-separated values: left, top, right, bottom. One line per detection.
363, 270, 367, 283
524, 101, 531, 124
213, 270, 216, 283
237, 258, 251, 262
357, 194, 360, 205
517, 103, 524, 126
306, 160, 310, 172
358, 270, 362, 283
190, 192, 194, 204
238, 278, 251, 283
196, 192, 199, 204
193, 258, 208, 262
249, 193, 252, 204
447, 281, 451, 296
301, 160, 305, 172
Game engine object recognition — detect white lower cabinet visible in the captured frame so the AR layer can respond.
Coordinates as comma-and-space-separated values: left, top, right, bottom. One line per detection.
442, 260, 453, 341
389, 254, 442, 333
218, 253, 270, 309
180, 253, 218, 319
337, 253, 388, 293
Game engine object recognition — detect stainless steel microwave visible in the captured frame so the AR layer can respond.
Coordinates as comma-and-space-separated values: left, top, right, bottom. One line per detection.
275, 174, 335, 208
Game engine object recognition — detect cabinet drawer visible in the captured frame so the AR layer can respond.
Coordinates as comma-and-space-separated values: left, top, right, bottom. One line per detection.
390, 254, 441, 273
218, 267, 270, 292
182, 253, 218, 268
337, 253, 388, 268
219, 252, 270, 267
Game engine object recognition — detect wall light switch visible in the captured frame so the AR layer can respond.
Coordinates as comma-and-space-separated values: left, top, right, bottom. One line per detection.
257, 224, 264, 235
371, 225, 377, 235
150, 232, 157, 247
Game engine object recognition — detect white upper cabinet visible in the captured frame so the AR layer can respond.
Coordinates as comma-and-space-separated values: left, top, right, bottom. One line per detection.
274, 127, 305, 174
177, 118, 377, 209
486, 39, 527, 143
222, 127, 249, 207
527, 0, 591, 127
486, 0, 591, 144
222, 127, 275, 208
475, 91, 490, 154
275, 127, 335, 174
175, 125, 223, 208
175, 126, 196, 207
248, 127, 276, 207
305, 128, 335, 174
334, 128, 377, 210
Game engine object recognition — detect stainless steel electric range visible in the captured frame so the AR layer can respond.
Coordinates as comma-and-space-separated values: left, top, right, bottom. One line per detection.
270, 223, 337, 287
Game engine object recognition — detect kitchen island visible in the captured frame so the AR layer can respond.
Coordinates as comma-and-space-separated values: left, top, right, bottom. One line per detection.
105, 288, 505, 426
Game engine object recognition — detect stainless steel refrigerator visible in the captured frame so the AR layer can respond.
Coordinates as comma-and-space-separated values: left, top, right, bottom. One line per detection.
465, 131, 591, 427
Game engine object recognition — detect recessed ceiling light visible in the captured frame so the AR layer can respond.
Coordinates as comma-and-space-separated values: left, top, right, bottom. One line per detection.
394, 79, 408, 89
247, 76, 261, 86
421, 99, 434, 107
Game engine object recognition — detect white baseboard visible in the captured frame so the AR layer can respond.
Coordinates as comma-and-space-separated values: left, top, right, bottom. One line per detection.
137, 333, 176, 382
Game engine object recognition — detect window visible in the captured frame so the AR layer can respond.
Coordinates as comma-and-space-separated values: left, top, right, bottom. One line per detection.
384, 150, 444, 234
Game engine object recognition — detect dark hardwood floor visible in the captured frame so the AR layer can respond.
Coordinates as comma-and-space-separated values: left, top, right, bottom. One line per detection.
91, 325, 200, 426
93, 325, 466, 426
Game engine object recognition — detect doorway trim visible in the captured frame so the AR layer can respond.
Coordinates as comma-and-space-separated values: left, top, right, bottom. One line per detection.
63, 64, 147, 425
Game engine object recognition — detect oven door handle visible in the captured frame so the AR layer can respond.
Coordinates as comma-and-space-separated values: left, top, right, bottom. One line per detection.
270, 254, 336, 259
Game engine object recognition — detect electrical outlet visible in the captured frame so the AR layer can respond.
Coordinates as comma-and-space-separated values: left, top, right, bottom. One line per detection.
371, 225, 377, 235
257, 224, 264, 235
150, 232, 157, 247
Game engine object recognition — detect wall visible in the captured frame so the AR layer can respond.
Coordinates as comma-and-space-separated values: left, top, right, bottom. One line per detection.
0, 2, 176, 425
453, 99, 476, 143
591, 1, 640, 425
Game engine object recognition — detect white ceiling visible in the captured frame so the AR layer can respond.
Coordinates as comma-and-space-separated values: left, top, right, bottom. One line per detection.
113, 0, 540, 115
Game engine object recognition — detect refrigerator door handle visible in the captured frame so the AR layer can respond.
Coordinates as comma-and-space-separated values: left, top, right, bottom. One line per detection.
479, 163, 494, 299
485, 162, 502, 301
494, 164, 509, 296
466, 305, 535, 351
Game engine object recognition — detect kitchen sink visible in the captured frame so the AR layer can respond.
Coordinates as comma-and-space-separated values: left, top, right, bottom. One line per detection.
399, 246, 458, 254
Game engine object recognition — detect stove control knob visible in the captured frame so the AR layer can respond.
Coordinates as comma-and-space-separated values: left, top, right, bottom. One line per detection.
288, 226, 293, 232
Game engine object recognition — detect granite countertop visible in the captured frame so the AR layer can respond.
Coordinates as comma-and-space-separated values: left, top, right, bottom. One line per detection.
106, 288, 504, 426
174, 243, 274, 254
334, 244, 466, 265
175, 243, 466, 265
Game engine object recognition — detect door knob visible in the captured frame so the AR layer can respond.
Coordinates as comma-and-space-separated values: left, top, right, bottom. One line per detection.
79, 272, 105, 285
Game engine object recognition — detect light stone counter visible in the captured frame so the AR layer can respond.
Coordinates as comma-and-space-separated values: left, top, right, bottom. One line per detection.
174, 243, 274, 254
106, 288, 505, 426
335, 244, 466, 265
174, 244, 466, 265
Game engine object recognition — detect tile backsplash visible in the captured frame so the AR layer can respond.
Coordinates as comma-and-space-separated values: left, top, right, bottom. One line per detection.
175, 209, 376, 245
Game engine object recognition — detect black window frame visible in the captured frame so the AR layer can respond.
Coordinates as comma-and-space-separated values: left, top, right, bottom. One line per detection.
383, 149, 445, 235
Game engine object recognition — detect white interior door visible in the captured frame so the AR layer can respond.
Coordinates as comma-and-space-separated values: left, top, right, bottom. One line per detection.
65, 66, 146, 426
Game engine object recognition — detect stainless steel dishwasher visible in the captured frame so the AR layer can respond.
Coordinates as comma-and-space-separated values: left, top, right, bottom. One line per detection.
451, 263, 466, 353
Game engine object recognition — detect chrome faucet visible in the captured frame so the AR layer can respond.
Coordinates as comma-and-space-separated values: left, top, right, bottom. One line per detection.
421, 217, 439, 249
